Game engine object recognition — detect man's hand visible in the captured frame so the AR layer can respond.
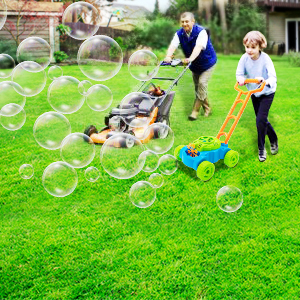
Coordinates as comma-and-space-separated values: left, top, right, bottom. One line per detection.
255, 77, 265, 83
164, 56, 172, 63
182, 58, 191, 65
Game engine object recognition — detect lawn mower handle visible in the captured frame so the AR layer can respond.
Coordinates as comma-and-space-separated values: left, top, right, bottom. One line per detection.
234, 79, 266, 94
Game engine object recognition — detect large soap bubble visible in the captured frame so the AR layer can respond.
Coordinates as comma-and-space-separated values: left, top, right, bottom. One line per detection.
42, 161, 78, 197
128, 50, 159, 81
47, 76, 85, 114
78, 35, 123, 81
158, 154, 178, 175
100, 133, 146, 179
119, 92, 154, 128
216, 185, 243, 213
86, 84, 112, 111
0, 54, 15, 78
62, 1, 101, 40
60, 133, 95, 168
130, 181, 156, 208
48, 66, 63, 80
0, 0, 7, 31
17, 37, 51, 69
33, 112, 71, 150
11, 61, 47, 97
19, 164, 34, 179
0, 81, 25, 116
143, 123, 174, 154
0, 104, 26, 131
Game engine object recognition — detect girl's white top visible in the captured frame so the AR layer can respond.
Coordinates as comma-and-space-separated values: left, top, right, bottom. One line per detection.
236, 52, 277, 97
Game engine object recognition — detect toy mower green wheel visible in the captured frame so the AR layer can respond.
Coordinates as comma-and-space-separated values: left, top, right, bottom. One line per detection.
196, 161, 215, 181
224, 150, 239, 168
174, 145, 185, 161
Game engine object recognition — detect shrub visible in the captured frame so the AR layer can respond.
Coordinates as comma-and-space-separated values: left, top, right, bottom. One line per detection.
109, 37, 128, 60
0, 40, 18, 62
54, 51, 69, 63
288, 51, 300, 67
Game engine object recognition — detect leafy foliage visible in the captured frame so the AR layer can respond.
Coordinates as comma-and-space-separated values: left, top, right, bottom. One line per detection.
288, 51, 300, 67
53, 51, 69, 63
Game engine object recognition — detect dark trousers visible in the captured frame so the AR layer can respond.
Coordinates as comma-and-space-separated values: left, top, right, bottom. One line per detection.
251, 92, 277, 151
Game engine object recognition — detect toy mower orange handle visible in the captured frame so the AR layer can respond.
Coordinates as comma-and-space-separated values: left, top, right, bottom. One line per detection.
234, 79, 266, 94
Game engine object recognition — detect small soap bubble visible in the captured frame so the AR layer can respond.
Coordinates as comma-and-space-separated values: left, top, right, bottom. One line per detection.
19, 164, 34, 179
216, 185, 243, 213
62, 2, 101, 40
0, 0, 7, 31
42, 161, 78, 197
128, 50, 159, 81
148, 173, 164, 188
48, 66, 63, 80
78, 80, 92, 96
143, 123, 174, 154
0, 54, 15, 78
60, 133, 95, 168
77, 35, 123, 81
158, 154, 178, 175
0, 104, 26, 131
130, 181, 156, 208
86, 84, 112, 111
85, 166, 100, 182
140, 150, 159, 173
17, 37, 51, 69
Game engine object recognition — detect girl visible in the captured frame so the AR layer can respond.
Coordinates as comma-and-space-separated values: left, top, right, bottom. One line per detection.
236, 31, 278, 162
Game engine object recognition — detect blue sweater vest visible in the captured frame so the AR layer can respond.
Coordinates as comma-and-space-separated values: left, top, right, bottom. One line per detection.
177, 24, 217, 74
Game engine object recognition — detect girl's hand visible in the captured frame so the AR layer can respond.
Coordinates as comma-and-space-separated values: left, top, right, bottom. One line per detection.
237, 78, 245, 86
255, 77, 265, 83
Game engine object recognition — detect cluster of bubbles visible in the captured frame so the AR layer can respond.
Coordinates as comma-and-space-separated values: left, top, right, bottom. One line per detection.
1, 1, 244, 213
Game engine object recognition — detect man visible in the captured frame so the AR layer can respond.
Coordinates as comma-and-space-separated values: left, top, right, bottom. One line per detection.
164, 12, 217, 120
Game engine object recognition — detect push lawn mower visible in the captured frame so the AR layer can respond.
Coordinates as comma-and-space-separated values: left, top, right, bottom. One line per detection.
84, 59, 191, 148
174, 79, 266, 181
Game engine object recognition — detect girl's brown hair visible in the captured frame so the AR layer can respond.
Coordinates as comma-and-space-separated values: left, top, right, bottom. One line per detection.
243, 31, 267, 49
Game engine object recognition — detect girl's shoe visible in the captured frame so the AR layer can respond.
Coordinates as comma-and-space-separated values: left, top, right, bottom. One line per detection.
258, 149, 267, 162
270, 141, 278, 155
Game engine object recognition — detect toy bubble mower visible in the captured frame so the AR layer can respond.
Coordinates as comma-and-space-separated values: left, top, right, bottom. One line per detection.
174, 79, 266, 181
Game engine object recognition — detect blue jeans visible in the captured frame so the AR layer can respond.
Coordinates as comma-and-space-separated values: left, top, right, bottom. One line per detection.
251, 93, 278, 151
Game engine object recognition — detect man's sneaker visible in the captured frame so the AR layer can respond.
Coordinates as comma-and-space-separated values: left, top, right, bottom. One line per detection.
258, 149, 267, 162
270, 141, 278, 155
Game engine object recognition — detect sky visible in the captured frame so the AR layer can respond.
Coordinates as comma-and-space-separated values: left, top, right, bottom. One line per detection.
115, 0, 171, 13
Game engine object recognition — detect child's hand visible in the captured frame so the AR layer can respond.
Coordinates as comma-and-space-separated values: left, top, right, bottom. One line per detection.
265, 79, 271, 87
238, 78, 245, 86
255, 77, 265, 83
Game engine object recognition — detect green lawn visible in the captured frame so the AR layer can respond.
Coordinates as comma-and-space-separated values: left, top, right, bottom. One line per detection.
1, 54, 300, 299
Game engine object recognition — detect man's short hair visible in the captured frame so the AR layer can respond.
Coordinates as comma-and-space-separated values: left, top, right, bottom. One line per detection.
180, 12, 195, 21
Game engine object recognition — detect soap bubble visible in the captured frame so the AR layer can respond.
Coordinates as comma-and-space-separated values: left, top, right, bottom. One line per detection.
100, 133, 146, 179
78, 35, 123, 81
48, 66, 63, 80
0, 0, 7, 31
17, 37, 51, 69
62, 1, 101, 40
42, 161, 78, 197
0, 81, 25, 116
19, 164, 34, 179
216, 185, 243, 213
60, 133, 95, 168
128, 50, 159, 81
140, 150, 159, 172
47, 76, 85, 114
0, 54, 15, 78
148, 173, 164, 188
143, 123, 174, 154
33, 112, 71, 150
119, 92, 154, 127
11, 61, 47, 97
129, 181, 156, 208
78, 80, 92, 96
0, 104, 26, 131
109, 115, 126, 132
158, 154, 178, 175
86, 84, 112, 111
85, 166, 100, 182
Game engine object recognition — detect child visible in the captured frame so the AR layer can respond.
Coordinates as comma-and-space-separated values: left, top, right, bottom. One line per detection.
236, 31, 278, 162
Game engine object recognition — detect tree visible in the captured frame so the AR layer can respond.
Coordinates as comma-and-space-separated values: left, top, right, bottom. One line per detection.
3, 0, 51, 47
154, 0, 160, 15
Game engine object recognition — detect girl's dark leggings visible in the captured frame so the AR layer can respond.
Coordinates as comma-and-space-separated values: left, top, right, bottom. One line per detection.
251, 92, 277, 151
